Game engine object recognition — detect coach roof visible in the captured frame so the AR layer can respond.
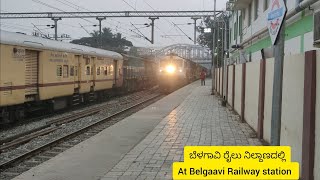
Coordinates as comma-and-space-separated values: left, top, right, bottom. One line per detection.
0, 30, 123, 60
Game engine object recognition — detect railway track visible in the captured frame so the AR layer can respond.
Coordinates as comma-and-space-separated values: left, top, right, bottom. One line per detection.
0, 88, 151, 132
0, 92, 164, 180
0, 90, 152, 150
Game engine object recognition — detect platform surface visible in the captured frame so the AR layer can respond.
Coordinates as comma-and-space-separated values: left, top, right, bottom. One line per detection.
14, 80, 262, 180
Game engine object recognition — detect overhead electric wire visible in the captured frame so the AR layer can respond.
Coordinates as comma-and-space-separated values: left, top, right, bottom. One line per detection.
0, 24, 34, 33
32, 0, 96, 25
58, 0, 132, 28
120, 0, 167, 45
79, 23, 91, 35
173, 23, 194, 42
3, 0, 150, 46
143, 0, 182, 43
54, 0, 81, 11
121, 0, 157, 44
121, 0, 138, 12
31, 23, 52, 38
32, 0, 64, 12
61, 0, 86, 11
130, 22, 151, 42
0, 22, 34, 28
0, 22, 51, 35
74, 1, 149, 46
52, 0, 138, 41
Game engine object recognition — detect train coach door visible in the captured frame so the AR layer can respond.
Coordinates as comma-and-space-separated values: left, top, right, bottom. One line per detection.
74, 55, 81, 89
25, 50, 39, 100
90, 57, 95, 88
113, 60, 118, 86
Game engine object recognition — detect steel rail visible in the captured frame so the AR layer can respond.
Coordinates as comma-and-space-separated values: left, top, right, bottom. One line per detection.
0, 110, 101, 148
0, 94, 162, 169
0, 127, 59, 152
0, 124, 51, 145
0, 93, 144, 151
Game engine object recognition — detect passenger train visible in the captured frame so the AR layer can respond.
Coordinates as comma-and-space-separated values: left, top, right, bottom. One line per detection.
0, 30, 155, 124
0, 30, 203, 124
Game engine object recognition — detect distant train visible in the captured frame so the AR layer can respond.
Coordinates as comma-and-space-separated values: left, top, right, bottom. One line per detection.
0, 31, 155, 124
122, 54, 157, 92
158, 54, 205, 93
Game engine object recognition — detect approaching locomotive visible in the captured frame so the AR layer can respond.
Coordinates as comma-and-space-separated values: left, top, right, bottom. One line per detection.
0, 30, 126, 124
158, 54, 203, 92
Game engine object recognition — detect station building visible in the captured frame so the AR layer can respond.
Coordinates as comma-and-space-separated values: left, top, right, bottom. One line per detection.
227, 0, 320, 63
211, 1, 320, 179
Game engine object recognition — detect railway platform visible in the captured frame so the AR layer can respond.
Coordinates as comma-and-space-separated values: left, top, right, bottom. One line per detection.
13, 80, 262, 180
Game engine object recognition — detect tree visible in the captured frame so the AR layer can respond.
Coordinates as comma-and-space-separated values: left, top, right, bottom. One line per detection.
197, 17, 214, 50
197, 15, 229, 67
71, 27, 133, 53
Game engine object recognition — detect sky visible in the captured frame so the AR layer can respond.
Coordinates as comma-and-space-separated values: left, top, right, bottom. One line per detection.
0, 0, 227, 48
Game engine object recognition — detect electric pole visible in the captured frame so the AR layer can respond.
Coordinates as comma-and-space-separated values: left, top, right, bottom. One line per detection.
52, 17, 61, 40
149, 17, 159, 44
211, 0, 216, 95
223, 16, 228, 98
191, 17, 201, 45
270, 0, 287, 146
97, 17, 106, 48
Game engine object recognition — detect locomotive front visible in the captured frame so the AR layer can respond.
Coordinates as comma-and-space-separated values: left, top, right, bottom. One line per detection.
158, 55, 187, 92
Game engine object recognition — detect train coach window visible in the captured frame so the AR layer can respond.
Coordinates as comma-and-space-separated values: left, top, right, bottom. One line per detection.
100, 67, 104, 74
57, 65, 62, 77
70, 66, 75, 76
75, 66, 78, 76
63, 65, 69, 78
105, 66, 108, 75
109, 65, 114, 75
86, 66, 91, 75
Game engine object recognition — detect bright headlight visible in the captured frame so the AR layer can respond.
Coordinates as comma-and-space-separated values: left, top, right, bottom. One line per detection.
166, 65, 176, 73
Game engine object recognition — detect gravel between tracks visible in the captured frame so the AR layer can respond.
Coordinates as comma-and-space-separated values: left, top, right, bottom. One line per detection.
0, 90, 150, 140
0, 90, 158, 164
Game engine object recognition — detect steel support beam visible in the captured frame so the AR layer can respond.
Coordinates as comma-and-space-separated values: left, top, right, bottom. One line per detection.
52, 17, 61, 40
96, 17, 106, 48
0, 11, 222, 19
191, 17, 201, 45
149, 17, 159, 44
211, 0, 217, 95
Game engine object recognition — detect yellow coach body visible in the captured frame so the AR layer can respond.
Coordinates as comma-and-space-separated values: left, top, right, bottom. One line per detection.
0, 44, 26, 106
0, 31, 123, 108
38, 50, 75, 100
93, 57, 114, 91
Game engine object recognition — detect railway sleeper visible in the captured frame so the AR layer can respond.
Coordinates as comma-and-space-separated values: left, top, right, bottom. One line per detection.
51, 146, 69, 152
33, 156, 52, 161
0, 171, 21, 177
47, 148, 65, 154
23, 160, 41, 167
57, 144, 74, 149
41, 151, 60, 157
3, 165, 30, 173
